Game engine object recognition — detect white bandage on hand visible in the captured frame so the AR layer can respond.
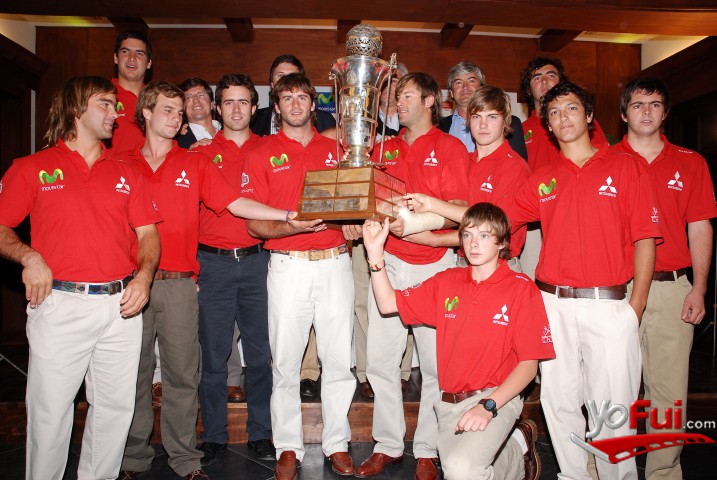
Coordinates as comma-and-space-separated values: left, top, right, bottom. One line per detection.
397, 206, 445, 236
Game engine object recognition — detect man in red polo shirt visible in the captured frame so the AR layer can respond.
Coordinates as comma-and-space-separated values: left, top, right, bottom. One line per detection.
119, 81, 293, 480
109, 31, 152, 155
613, 77, 717, 480
0, 76, 161, 479
193, 74, 277, 465
518, 57, 610, 283
361, 202, 554, 479
352, 73, 469, 480
504, 82, 661, 480
242, 73, 356, 480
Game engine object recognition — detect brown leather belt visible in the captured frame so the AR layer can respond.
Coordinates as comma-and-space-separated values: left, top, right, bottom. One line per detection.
154, 270, 194, 281
273, 244, 349, 261
441, 389, 482, 404
652, 268, 687, 282
536, 279, 626, 300
198, 242, 263, 258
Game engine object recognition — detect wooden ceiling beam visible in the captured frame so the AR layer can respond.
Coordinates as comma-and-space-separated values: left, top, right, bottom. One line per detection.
224, 18, 254, 43
539, 29, 582, 52
440, 23, 474, 48
337, 19, 360, 44
107, 17, 148, 36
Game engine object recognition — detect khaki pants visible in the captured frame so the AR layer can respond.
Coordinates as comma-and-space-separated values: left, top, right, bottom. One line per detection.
367, 250, 454, 458
26, 289, 142, 480
630, 277, 693, 480
436, 390, 524, 480
352, 242, 414, 383
540, 293, 641, 480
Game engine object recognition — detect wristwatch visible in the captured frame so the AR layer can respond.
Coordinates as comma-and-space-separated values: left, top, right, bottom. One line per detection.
479, 398, 498, 418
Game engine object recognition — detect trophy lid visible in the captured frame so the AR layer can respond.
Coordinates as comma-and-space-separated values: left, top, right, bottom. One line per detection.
345, 24, 383, 57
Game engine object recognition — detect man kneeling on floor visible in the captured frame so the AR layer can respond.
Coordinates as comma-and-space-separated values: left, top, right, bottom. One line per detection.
361, 203, 554, 480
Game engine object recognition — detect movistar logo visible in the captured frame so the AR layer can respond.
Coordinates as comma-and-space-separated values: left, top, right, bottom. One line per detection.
270, 153, 289, 167
524, 129, 533, 141
317, 93, 334, 106
38, 169, 64, 185
384, 150, 399, 160
538, 178, 556, 196
116, 101, 125, 112
444, 296, 459, 312
213, 154, 223, 165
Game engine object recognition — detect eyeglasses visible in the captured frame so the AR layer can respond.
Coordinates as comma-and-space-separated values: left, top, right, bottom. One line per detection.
185, 93, 209, 102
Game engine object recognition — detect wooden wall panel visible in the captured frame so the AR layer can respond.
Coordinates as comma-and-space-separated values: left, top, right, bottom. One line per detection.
34, 26, 641, 146
595, 43, 641, 140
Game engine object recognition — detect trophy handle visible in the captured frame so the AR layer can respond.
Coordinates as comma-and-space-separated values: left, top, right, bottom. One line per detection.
376, 53, 398, 168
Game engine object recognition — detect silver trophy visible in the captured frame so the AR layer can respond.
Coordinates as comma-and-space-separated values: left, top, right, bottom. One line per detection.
330, 24, 397, 168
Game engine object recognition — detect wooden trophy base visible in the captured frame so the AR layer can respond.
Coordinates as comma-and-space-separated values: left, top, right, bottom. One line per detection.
297, 165, 406, 221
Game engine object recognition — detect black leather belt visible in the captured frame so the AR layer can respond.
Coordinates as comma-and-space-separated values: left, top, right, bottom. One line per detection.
52, 274, 133, 295
652, 268, 687, 282
536, 279, 627, 300
198, 243, 263, 258
441, 389, 482, 404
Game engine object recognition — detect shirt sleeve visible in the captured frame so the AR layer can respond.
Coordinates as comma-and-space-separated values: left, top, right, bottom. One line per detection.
127, 167, 162, 229
241, 148, 270, 205
685, 154, 717, 223
497, 174, 541, 231
439, 137, 470, 202
0, 158, 37, 228
511, 281, 555, 361
626, 159, 663, 244
491, 155, 531, 202
395, 275, 440, 328
198, 154, 241, 214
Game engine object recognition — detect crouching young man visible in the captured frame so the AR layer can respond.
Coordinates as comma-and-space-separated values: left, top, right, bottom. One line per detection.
362, 203, 554, 480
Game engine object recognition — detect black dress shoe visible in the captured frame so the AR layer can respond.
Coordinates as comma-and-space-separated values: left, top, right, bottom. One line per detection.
299, 379, 318, 398
199, 442, 226, 467
248, 438, 277, 461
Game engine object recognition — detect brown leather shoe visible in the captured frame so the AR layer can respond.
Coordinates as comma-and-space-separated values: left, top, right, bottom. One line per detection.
414, 457, 440, 480
227, 385, 246, 403
516, 420, 540, 480
328, 451, 355, 476
274, 450, 299, 480
184, 469, 210, 479
359, 381, 374, 399
355, 452, 403, 478
401, 379, 409, 396
151, 382, 162, 408
118, 471, 141, 480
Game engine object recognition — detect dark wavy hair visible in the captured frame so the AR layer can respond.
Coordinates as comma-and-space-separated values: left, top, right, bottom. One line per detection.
520, 57, 568, 113
620, 76, 670, 117
539, 82, 594, 132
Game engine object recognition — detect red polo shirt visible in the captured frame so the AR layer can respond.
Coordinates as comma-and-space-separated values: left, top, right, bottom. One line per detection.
371, 127, 470, 264
241, 129, 345, 251
613, 135, 717, 271
396, 261, 555, 393
109, 79, 145, 155
469, 141, 530, 258
501, 144, 662, 287
127, 142, 239, 275
522, 112, 608, 172
195, 131, 262, 249
0, 140, 161, 282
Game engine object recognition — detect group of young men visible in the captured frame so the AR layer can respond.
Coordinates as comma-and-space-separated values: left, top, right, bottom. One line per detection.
0, 28, 713, 480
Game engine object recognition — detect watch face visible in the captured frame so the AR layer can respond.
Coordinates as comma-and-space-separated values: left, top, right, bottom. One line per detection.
484, 399, 497, 410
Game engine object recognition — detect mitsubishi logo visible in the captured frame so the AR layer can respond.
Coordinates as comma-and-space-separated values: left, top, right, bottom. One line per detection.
667, 171, 683, 191
424, 150, 438, 166
175, 170, 190, 188
492, 304, 509, 325
598, 176, 617, 197
241, 172, 249, 188
325, 152, 338, 167
115, 176, 130, 194
480, 175, 493, 193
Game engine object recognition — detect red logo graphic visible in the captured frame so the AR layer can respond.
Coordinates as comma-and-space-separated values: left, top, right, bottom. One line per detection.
572, 399, 716, 463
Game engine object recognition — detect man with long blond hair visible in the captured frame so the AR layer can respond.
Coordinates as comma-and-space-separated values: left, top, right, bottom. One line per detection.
0, 76, 162, 479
